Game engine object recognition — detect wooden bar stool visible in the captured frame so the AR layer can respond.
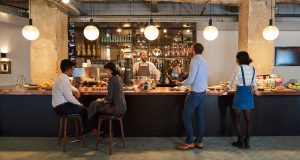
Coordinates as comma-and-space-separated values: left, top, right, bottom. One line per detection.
96, 114, 126, 155
58, 114, 85, 152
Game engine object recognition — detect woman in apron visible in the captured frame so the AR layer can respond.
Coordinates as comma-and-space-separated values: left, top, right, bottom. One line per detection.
220, 51, 261, 149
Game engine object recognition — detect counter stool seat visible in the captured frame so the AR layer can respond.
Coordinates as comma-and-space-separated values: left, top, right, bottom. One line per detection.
96, 113, 126, 155
58, 114, 86, 152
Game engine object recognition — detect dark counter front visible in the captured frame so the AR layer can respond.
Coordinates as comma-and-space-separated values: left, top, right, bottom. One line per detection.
0, 88, 300, 137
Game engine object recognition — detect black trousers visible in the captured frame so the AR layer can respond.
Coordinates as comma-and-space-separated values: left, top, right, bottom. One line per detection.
53, 102, 88, 126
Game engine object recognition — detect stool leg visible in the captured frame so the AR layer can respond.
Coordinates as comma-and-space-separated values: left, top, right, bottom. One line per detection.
118, 118, 126, 148
78, 117, 86, 147
109, 119, 112, 155
63, 118, 68, 152
58, 117, 63, 147
96, 118, 102, 150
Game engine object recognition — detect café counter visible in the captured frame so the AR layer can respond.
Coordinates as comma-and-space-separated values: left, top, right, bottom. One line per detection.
1, 87, 300, 137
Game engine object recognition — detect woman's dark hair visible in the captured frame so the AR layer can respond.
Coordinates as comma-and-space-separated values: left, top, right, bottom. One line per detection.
236, 51, 253, 65
60, 59, 76, 73
193, 43, 204, 54
104, 62, 120, 76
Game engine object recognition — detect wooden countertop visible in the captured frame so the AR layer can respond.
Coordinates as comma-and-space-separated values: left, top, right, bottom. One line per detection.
0, 86, 300, 96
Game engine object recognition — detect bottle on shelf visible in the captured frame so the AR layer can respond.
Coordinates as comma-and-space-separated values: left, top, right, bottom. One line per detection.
81, 44, 86, 56
92, 45, 96, 56
76, 44, 81, 56
87, 44, 91, 56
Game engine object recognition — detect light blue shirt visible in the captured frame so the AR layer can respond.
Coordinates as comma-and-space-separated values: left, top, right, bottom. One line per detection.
182, 54, 208, 93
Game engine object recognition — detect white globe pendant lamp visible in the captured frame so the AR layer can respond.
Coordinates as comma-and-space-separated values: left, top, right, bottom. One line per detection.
84, 19, 99, 41
203, 19, 218, 41
22, 0, 40, 41
263, 19, 279, 41
144, 18, 159, 41
262, 0, 279, 41
62, 0, 70, 4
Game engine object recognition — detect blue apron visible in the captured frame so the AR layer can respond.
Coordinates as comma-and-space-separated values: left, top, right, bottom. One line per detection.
233, 66, 255, 110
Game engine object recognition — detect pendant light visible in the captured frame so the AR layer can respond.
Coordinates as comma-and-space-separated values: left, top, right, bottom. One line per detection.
62, 0, 70, 4
22, 0, 40, 41
262, 0, 279, 41
203, 0, 218, 41
144, 0, 159, 41
83, 1, 99, 41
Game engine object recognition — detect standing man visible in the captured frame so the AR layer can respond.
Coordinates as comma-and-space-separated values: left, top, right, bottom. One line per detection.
133, 51, 161, 82
52, 59, 87, 122
176, 43, 208, 150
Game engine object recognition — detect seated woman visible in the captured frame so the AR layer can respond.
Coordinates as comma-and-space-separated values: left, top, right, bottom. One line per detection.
85, 62, 127, 134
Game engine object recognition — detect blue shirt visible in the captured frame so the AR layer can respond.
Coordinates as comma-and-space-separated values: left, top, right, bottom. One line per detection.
182, 54, 208, 93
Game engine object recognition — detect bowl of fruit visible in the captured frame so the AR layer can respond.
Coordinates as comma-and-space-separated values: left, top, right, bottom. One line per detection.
40, 82, 54, 91
287, 83, 300, 92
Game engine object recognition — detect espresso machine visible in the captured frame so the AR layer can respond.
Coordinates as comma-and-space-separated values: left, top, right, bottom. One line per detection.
123, 57, 133, 84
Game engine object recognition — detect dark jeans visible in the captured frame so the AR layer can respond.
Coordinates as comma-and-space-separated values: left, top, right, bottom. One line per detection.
53, 102, 88, 127
183, 91, 206, 144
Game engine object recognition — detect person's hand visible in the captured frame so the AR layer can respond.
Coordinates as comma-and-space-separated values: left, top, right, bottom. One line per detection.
218, 90, 225, 96
73, 91, 81, 99
255, 90, 262, 96
174, 80, 182, 86
96, 98, 104, 102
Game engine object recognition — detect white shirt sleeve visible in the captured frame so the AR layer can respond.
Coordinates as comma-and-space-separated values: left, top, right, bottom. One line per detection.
60, 80, 81, 106
182, 58, 197, 86
132, 63, 139, 77
252, 69, 258, 90
149, 62, 161, 81
71, 85, 79, 92
227, 66, 240, 90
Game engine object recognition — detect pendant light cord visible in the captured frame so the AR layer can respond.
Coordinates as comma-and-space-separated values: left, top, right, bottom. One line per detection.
150, 0, 152, 18
209, 0, 211, 15
271, 0, 273, 19
29, 0, 31, 19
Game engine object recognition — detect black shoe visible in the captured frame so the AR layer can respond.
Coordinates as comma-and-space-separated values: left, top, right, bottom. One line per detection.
244, 137, 250, 149
232, 137, 244, 149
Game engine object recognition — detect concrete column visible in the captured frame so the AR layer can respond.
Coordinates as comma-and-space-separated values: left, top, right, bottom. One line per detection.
238, 0, 275, 75
30, 0, 68, 84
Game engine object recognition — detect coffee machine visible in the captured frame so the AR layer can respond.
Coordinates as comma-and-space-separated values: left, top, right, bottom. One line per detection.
123, 50, 133, 84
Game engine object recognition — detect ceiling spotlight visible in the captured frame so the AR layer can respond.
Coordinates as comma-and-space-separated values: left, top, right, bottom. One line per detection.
187, 29, 190, 33
163, 29, 167, 33
140, 27, 145, 32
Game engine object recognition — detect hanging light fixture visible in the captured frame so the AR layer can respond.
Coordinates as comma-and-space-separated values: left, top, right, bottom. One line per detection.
203, 0, 218, 41
144, 0, 159, 41
62, 0, 70, 4
22, 0, 40, 41
263, 0, 279, 41
83, 1, 99, 41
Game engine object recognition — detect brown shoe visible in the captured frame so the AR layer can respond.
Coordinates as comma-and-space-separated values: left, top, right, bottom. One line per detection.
194, 143, 204, 149
176, 143, 195, 150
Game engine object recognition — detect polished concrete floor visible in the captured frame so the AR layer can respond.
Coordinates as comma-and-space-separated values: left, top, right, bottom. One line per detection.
0, 136, 300, 160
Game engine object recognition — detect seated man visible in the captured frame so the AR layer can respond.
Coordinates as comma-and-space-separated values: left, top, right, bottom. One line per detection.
52, 59, 87, 123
